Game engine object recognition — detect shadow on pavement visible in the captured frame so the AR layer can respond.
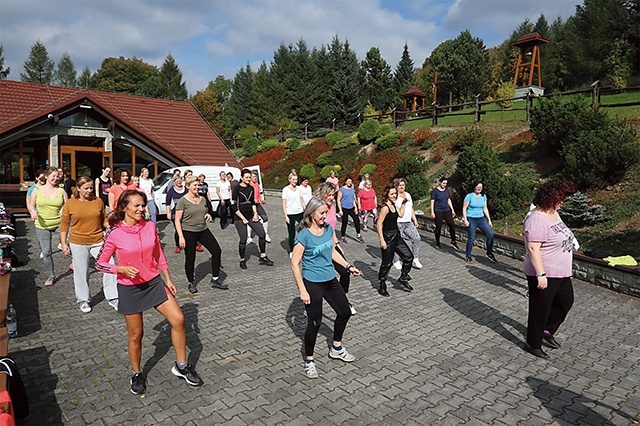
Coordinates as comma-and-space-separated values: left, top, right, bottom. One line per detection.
12, 346, 61, 425
440, 288, 526, 346
143, 302, 203, 375
285, 297, 335, 360
466, 265, 527, 298
526, 376, 636, 425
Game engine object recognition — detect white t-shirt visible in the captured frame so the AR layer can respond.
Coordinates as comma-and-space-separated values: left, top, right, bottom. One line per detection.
138, 178, 154, 200
282, 185, 304, 215
216, 180, 231, 200
394, 192, 413, 223
299, 185, 313, 205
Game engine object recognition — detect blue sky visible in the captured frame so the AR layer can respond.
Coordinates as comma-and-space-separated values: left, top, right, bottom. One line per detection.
0, 0, 578, 95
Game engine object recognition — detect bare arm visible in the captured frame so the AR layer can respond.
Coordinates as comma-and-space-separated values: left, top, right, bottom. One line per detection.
462, 201, 470, 226
27, 188, 38, 221
527, 241, 547, 290
291, 242, 309, 304
174, 209, 185, 248
483, 202, 492, 227
448, 198, 456, 217
430, 199, 435, 218
377, 204, 388, 249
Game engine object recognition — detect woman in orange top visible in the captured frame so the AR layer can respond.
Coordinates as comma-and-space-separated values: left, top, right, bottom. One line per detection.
60, 176, 118, 313
108, 168, 136, 211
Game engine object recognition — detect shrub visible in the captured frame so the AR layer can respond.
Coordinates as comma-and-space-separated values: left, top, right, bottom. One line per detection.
375, 132, 401, 150
316, 151, 333, 167
397, 156, 427, 177
560, 192, 606, 227
452, 126, 485, 152
300, 163, 316, 180
406, 174, 430, 200
258, 139, 280, 153
309, 128, 332, 138
326, 131, 344, 146
243, 137, 260, 157
359, 164, 377, 177
561, 119, 639, 189
422, 141, 433, 150
236, 125, 259, 139
358, 119, 380, 143
456, 140, 503, 197
320, 165, 339, 179
491, 173, 533, 219
495, 81, 515, 109
376, 124, 393, 138
285, 138, 301, 152
412, 127, 433, 145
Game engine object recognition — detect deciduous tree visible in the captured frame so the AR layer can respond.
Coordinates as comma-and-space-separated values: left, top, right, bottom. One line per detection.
91, 56, 159, 95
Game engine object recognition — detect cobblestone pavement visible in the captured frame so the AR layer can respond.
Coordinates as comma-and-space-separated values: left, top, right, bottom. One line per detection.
7, 198, 640, 425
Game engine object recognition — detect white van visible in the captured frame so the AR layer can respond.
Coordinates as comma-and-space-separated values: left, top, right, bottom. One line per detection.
152, 165, 263, 219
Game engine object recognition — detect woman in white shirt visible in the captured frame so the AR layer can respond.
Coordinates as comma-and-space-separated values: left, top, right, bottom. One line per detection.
138, 167, 156, 222
282, 169, 305, 255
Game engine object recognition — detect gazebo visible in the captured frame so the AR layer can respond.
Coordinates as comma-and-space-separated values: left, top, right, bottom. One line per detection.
402, 85, 427, 111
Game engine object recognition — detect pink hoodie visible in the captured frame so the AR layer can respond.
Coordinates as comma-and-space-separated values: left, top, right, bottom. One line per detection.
95, 220, 168, 286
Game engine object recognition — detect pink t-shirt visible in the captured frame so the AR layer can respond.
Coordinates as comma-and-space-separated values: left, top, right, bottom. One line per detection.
523, 211, 574, 278
326, 176, 339, 189
325, 203, 337, 230
358, 188, 377, 211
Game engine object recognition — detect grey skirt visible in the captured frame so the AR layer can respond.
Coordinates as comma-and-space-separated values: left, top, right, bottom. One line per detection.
117, 275, 169, 315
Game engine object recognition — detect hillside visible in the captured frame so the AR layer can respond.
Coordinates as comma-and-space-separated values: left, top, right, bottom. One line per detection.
245, 120, 640, 260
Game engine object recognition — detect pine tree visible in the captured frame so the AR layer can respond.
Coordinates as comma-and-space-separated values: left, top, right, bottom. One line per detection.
55, 52, 77, 87
78, 66, 92, 89
21, 41, 55, 84
0, 44, 10, 79
362, 47, 394, 112
227, 64, 254, 132
309, 46, 335, 127
251, 61, 276, 129
159, 53, 188, 100
393, 43, 415, 101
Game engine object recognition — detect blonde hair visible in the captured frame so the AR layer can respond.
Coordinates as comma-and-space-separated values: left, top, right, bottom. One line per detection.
184, 175, 199, 187
288, 169, 298, 181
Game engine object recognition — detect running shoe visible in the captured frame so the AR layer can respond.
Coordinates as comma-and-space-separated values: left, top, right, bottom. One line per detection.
174, 247, 181, 253
130, 372, 146, 395
340, 237, 347, 243
487, 253, 497, 263
349, 303, 357, 315
108, 299, 119, 311
393, 260, 402, 270
465, 256, 473, 263
171, 363, 204, 387
246, 237, 253, 244
188, 282, 198, 294
239, 260, 247, 269
265, 234, 272, 243
211, 278, 229, 290
412, 259, 423, 269
195, 245, 204, 252
44, 276, 56, 287
329, 346, 355, 362
356, 236, 365, 244
258, 256, 274, 266
451, 241, 459, 250
304, 361, 318, 378
79, 301, 92, 313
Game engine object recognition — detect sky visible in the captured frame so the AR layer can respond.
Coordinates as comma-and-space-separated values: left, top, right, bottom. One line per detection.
0, 0, 579, 95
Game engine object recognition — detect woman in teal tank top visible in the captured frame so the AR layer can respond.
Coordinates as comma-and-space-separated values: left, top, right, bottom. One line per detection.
27, 166, 68, 286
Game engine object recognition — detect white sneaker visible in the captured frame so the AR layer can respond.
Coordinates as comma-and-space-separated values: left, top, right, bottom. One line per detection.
57, 243, 62, 250
108, 298, 119, 311
393, 260, 402, 270
246, 237, 253, 244
304, 361, 318, 378
79, 301, 92, 313
412, 259, 423, 269
329, 346, 355, 362
349, 303, 357, 315
265, 234, 272, 243
289, 252, 293, 259
40, 252, 43, 259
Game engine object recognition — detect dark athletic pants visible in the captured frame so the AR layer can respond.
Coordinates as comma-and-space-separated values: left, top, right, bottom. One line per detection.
434, 210, 457, 244
333, 244, 350, 294
234, 219, 266, 258
286, 213, 303, 252
340, 207, 361, 237
303, 277, 352, 357
526, 276, 574, 349
219, 199, 233, 226
183, 228, 221, 282
378, 230, 413, 281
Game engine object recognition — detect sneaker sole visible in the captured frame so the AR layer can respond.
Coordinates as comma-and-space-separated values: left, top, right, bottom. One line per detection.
171, 366, 204, 387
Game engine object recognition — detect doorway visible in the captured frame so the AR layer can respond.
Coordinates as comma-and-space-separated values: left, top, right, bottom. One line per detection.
60, 146, 105, 180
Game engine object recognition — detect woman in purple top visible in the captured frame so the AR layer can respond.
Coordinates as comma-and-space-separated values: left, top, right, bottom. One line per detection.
430, 177, 459, 251
522, 181, 576, 359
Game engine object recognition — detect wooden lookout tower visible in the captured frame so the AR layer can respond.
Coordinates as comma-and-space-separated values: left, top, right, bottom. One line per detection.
512, 31, 548, 96
402, 85, 427, 111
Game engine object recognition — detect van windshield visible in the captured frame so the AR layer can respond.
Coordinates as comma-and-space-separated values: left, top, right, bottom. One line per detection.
153, 173, 172, 190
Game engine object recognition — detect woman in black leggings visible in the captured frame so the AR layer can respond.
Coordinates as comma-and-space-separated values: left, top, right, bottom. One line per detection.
174, 176, 224, 294
291, 196, 361, 379
233, 169, 274, 270
430, 177, 459, 251
377, 184, 414, 296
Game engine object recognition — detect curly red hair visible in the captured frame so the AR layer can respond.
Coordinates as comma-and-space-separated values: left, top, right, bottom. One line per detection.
533, 180, 574, 211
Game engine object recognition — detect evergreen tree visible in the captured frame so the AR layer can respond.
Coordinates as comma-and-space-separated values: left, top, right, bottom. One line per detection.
534, 14, 550, 38
55, 52, 77, 87
393, 42, 415, 101
328, 37, 365, 124
159, 53, 188, 100
293, 39, 316, 126
309, 46, 335, 126
21, 41, 55, 84
0, 44, 10, 79
137, 76, 164, 98
251, 61, 276, 130
78, 66, 92, 89
362, 47, 394, 112
91, 56, 159, 95
227, 64, 254, 133
270, 42, 296, 121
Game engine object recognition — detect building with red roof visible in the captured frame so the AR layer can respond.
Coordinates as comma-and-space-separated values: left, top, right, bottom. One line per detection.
0, 80, 239, 200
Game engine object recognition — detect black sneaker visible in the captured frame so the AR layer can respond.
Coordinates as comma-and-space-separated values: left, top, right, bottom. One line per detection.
487, 253, 497, 263
465, 256, 473, 263
258, 256, 274, 266
171, 363, 203, 387
211, 278, 228, 290
451, 241, 459, 250
188, 282, 197, 294
435, 242, 442, 250
130, 372, 146, 395
398, 275, 413, 291
239, 260, 247, 269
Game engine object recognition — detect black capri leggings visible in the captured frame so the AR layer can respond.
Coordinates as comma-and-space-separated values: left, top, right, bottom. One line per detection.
183, 228, 221, 282
303, 277, 352, 357
434, 210, 457, 244
340, 207, 361, 237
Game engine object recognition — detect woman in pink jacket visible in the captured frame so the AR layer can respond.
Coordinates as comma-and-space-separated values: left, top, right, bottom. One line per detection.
96, 190, 202, 395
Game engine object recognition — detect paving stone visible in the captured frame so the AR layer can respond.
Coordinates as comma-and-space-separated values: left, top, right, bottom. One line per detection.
5, 199, 640, 425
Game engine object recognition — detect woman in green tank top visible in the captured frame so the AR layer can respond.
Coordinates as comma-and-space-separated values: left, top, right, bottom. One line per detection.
27, 166, 68, 286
